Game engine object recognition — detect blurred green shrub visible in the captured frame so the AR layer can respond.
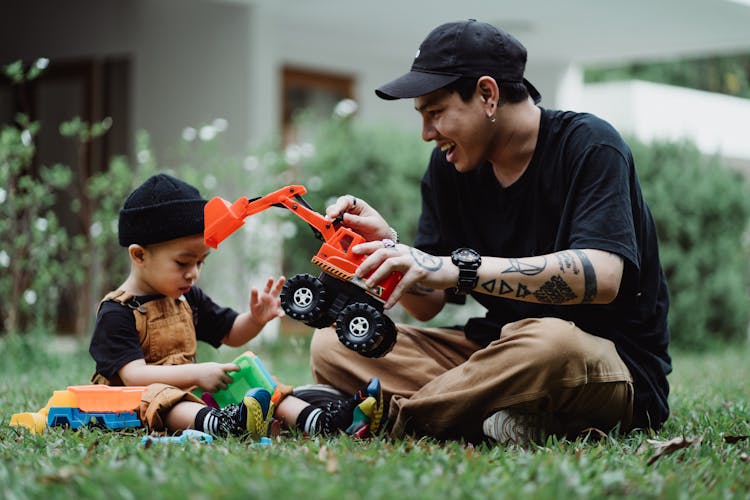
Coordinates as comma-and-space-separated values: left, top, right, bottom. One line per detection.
0, 116, 80, 333
631, 138, 750, 348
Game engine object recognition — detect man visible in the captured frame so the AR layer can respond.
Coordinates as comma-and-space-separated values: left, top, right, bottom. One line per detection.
309, 19, 671, 444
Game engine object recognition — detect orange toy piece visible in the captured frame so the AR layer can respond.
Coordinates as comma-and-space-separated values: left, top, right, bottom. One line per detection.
205, 185, 402, 358
67, 385, 147, 412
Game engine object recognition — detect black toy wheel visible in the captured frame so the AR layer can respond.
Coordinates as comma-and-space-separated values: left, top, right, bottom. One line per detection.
362, 314, 397, 358
335, 302, 396, 358
280, 274, 330, 325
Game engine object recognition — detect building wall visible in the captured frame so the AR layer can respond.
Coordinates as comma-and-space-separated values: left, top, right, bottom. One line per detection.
2, 0, 252, 162
582, 80, 750, 172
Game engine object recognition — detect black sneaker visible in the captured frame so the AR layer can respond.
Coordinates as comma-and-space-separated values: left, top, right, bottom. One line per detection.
292, 384, 348, 408
316, 378, 384, 437
317, 397, 359, 435
217, 387, 273, 439
347, 377, 385, 437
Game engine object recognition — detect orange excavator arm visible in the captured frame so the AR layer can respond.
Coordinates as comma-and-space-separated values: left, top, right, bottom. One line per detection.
204, 185, 338, 249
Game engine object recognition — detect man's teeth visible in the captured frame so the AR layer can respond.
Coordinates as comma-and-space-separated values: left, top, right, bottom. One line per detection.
440, 142, 455, 152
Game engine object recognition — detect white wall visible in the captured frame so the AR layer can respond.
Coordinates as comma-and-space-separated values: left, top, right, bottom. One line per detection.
582, 80, 750, 164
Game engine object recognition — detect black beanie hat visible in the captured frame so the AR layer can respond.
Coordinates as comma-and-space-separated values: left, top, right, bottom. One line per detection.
118, 173, 207, 247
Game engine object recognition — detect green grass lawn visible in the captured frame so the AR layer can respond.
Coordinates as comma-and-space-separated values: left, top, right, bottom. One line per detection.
1, 332, 748, 499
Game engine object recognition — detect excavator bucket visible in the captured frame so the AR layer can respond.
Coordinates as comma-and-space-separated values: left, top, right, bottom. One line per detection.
204, 196, 249, 248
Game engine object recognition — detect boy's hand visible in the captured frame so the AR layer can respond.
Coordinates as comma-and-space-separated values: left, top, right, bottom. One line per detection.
249, 276, 286, 326
195, 362, 239, 392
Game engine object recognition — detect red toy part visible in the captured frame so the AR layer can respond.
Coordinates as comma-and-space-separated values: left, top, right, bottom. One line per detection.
204, 185, 402, 303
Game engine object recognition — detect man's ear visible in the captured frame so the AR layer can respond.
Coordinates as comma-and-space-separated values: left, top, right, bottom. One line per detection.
477, 76, 500, 109
129, 244, 147, 265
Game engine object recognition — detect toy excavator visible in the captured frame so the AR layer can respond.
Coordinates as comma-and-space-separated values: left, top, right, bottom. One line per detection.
204, 185, 402, 358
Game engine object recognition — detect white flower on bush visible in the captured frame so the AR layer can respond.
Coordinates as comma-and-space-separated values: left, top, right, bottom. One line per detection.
35, 58, 49, 70
0, 187, 6, 204
334, 98, 358, 118
0, 250, 9, 267
199, 125, 216, 141
137, 149, 151, 164
35, 217, 48, 232
182, 127, 197, 142
212, 118, 228, 132
285, 144, 302, 166
90, 221, 103, 238
21, 130, 32, 146
202, 175, 217, 190
244, 156, 259, 172
23, 289, 37, 305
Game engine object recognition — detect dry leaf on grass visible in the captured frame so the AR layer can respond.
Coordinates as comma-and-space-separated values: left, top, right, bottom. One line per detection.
326, 453, 340, 473
317, 445, 339, 473
723, 435, 749, 444
646, 436, 701, 466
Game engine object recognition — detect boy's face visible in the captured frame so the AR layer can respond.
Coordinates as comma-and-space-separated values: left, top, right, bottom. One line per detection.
136, 234, 210, 299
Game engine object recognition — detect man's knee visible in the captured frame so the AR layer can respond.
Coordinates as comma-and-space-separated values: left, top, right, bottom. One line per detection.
498, 317, 628, 384
500, 317, 586, 365
310, 327, 340, 364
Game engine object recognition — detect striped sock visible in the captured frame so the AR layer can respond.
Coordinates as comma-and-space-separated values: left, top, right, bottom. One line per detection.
296, 405, 324, 435
195, 406, 220, 436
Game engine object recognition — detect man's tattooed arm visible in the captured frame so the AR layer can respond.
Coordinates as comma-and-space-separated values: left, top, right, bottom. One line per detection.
409, 247, 444, 271
475, 250, 617, 305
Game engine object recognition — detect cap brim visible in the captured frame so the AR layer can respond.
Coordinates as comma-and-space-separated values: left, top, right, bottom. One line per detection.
375, 71, 462, 100
524, 78, 542, 104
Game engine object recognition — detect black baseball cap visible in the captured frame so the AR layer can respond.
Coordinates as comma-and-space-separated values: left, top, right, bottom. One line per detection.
376, 19, 541, 103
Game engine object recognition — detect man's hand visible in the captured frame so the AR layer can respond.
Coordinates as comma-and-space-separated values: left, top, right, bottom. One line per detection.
352, 240, 453, 309
325, 195, 392, 242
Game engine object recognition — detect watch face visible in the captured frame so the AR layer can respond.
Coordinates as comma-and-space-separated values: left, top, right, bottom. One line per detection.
457, 248, 480, 263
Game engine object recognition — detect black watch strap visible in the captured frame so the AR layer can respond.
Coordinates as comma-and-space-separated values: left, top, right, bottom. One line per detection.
451, 248, 481, 295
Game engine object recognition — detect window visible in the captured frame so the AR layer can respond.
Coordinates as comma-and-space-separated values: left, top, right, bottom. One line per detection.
282, 66, 354, 144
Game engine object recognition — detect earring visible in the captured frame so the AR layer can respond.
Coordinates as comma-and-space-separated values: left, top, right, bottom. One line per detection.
489, 115, 496, 123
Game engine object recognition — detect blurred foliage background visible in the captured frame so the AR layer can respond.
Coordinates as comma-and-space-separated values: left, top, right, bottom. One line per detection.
586, 53, 750, 98
1, 56, 749, 351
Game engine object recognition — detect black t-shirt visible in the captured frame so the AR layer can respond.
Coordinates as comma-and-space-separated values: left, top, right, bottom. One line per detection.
415, 108, 672, 429
89, 286, 238, 381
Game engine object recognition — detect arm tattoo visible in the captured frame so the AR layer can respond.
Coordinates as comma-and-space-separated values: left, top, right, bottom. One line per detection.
555, 251, 580, 275
409, 247, 443, 272
572, 249, 597, 303
406, 283, 435, 296
533, 275, 577, 304
502, 256, 546, 276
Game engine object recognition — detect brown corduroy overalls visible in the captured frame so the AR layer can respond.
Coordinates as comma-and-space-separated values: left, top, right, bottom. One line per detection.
91, 290, 205, 430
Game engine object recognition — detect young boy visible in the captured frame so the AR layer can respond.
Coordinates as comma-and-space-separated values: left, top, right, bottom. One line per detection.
89, 173, 382, 439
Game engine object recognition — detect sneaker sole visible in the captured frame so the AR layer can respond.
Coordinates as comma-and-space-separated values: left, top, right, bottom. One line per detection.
243, 388, 273, 440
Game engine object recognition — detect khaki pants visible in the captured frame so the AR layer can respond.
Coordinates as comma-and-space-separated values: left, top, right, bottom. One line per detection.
310, 317, 633, 442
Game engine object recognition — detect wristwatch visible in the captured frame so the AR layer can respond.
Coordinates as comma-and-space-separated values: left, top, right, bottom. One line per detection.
451, 248, 482, 295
